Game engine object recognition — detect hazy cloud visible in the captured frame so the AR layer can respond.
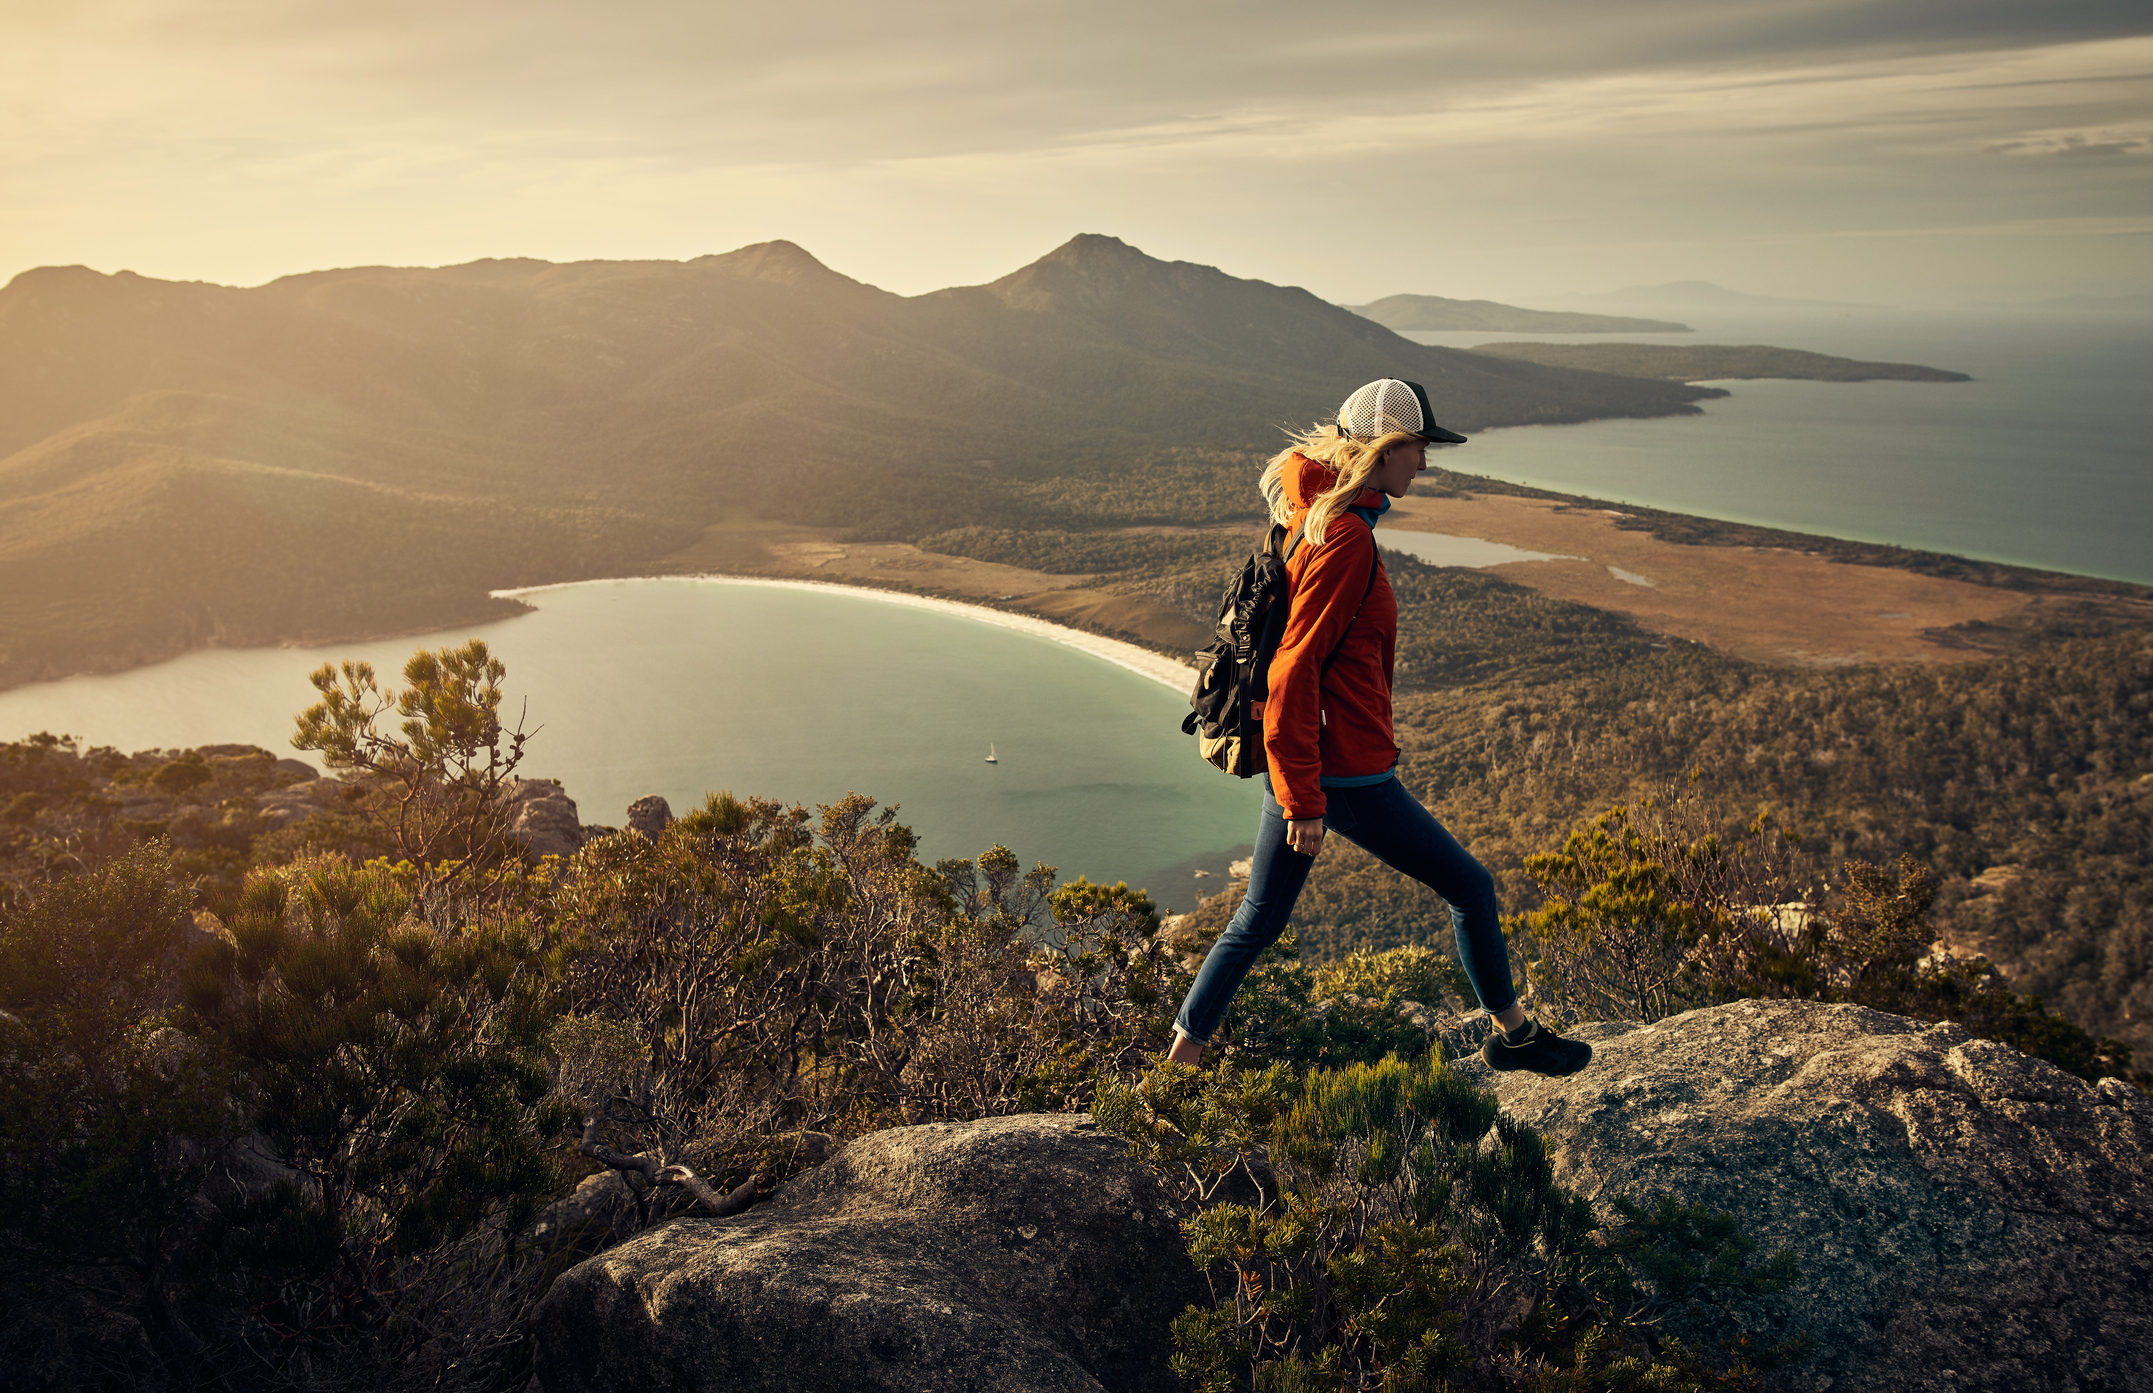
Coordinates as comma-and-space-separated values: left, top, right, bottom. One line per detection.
1986, 129, 2153, 157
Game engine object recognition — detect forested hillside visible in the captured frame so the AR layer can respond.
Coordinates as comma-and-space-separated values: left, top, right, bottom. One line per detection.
0, 236, 1717, 688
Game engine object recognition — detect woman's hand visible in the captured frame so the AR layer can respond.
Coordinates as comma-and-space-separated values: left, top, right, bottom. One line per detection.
1286, 818, 1325, 857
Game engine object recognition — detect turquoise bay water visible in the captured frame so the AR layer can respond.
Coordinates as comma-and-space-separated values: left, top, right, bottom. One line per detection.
1408, 310, 2153, 586
0, 581, 1255, 912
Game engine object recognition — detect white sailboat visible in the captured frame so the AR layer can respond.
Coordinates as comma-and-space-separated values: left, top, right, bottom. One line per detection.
984, 744, 998, 764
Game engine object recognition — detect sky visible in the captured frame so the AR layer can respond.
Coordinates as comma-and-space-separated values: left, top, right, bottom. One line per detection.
4, 0, 2149, 306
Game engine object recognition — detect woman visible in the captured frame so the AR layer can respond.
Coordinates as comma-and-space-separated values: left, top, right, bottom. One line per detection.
1167, 378, 1591, 1077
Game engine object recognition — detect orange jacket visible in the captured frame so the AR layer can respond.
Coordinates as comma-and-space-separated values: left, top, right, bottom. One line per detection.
1261, 453, 1399, 820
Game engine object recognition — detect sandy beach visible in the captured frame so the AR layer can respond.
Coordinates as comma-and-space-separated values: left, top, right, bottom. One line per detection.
493, 574, 1197, 693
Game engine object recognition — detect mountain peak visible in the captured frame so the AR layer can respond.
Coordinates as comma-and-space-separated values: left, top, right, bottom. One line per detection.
4, 264, 113, 294
1039, 233, 1146, 266
0, 265, 156, 306
985, 234, 1194, 313
696, 240, 853, 288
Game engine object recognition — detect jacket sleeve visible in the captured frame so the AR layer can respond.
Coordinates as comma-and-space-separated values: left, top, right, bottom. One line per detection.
1262, 521, 1374, 821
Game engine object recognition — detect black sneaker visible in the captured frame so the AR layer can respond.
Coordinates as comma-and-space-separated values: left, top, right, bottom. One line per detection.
1481, 1018, 1592, 1076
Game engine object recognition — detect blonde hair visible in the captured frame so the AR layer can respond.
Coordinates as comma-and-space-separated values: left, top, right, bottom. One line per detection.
1257, 423, 1422, 547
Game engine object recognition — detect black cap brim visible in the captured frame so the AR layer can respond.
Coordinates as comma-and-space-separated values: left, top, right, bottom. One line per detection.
1401, 380, 1468, 443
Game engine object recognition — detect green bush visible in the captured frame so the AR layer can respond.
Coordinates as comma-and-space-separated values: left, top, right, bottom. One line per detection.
0, 842, 229, 1271
555, 793, 1190, 1193
1172, 929, 1441, 1072
1096, 1053, 1799, 1391
182, 854, 577, 1378
1507, 793, 2141, 1083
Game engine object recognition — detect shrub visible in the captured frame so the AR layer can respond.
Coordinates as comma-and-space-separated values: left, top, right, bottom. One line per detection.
1510, 792, 2141, 1083
552, 793, 1189, 1205
0, 842, 229, 1279
183, 854, 577, 1379
1097, 1053, 1799, 1391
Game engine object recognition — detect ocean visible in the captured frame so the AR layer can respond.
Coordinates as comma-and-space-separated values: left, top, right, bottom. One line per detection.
1404, 307, 2152, 586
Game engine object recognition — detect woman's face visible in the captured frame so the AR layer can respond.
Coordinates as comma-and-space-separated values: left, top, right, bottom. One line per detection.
1369, 438, 1429, 497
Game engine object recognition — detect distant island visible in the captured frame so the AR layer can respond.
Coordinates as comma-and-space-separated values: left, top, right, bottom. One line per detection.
1540, 280, 1883, 311
1466, 342, 1970, 383
1349, 293, 1689, 333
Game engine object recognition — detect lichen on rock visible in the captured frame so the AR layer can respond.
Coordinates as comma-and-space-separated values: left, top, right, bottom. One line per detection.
1479, 999, 2153, 1393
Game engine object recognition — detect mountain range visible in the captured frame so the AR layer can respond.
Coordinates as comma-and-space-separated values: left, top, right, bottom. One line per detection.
0, 234, 1719, 689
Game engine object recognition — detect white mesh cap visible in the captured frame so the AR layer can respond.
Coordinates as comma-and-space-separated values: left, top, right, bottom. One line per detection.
1337, 379, 1467, 443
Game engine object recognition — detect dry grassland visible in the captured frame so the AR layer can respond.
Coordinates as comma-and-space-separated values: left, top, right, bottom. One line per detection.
1386, 492, 2031, 667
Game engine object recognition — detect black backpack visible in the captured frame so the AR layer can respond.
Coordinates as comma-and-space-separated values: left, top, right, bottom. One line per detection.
1180, 517, 1376, 777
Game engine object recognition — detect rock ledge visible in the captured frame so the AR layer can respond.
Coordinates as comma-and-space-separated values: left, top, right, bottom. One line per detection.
1489, 999, 2152, 1393
534, 1113, 1206, 1393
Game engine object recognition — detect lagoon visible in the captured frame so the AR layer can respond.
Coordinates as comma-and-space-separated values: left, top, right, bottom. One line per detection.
0, 579, 1257, 912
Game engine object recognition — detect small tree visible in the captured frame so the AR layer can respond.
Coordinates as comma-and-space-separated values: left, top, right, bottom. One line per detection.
291, 639, 532, 904
1511, 805, 1716, 1025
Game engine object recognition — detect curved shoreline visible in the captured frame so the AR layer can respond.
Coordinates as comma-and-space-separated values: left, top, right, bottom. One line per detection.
491, 574, 1196, 692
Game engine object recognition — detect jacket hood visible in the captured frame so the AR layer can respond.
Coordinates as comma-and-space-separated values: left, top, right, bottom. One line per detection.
1287, 452, 1386, 513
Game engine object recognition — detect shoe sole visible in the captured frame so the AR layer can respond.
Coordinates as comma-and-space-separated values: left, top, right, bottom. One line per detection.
1481, 1042, 1592, 1077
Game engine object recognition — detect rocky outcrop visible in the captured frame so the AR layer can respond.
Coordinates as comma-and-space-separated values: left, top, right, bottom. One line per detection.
534, 1114, 1207, 1393
1475, 1000, 2153, 1393
532, 1172, 639, 1254
253, 776, 347, 829
531, 1003, 2151, 1393
506, 778, 582, 858
625, 795, 672, 839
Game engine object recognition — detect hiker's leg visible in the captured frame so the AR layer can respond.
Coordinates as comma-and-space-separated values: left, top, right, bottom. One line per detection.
1172, 776, 1316, 1056
1324, 776, 1520, 1021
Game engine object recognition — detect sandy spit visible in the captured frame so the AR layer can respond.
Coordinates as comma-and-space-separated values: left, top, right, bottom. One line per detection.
492, 575, 1197, 693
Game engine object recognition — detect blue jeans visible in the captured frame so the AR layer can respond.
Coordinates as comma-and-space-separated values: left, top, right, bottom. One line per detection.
1173, 773, 1515, 1043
